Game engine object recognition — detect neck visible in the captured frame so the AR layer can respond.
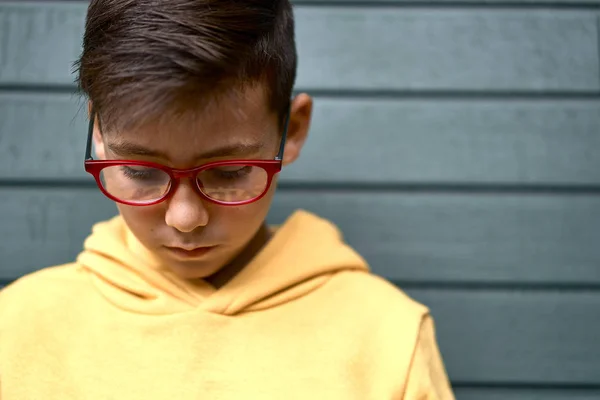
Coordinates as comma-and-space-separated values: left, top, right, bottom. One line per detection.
205, 223, 271, 289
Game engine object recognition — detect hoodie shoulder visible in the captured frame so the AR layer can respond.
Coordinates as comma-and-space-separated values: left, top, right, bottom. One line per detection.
0, 264, 90, 317
2, 263, 86, 291
326, 270, 430, 321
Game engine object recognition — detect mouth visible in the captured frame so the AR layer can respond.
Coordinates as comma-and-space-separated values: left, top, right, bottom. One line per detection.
164, 245, 217, 260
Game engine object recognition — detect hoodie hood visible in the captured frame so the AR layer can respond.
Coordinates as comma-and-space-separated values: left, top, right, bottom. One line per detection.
77, 210, 369, 315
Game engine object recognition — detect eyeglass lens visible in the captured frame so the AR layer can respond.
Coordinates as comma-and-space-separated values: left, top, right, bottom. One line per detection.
99, 164, 269, 204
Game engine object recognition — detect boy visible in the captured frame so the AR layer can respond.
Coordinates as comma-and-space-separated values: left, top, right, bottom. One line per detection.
0, 1, 455, 399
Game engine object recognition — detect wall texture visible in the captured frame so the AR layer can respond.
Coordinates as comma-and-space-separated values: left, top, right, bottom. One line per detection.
1, 1, 599, 398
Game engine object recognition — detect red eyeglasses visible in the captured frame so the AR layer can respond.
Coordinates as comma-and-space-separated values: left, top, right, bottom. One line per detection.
84, 109, 290, 206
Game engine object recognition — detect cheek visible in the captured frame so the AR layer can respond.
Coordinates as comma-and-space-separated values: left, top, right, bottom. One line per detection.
210, 190, 275, 240
117, 203, 165, 236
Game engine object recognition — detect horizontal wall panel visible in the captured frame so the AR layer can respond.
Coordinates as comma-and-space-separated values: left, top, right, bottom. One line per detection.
0, 2, 84, 86
2, 188, 600, 285
271, 190, 600, 285
296, 0, 600, 3
0, 93, 87, 178
0, 3, 597, 90
2, 93, 600, 185
407, 287, 600, 384
283, 98, 600, 184
294, 8, 599, 90
454, 388, 600, 400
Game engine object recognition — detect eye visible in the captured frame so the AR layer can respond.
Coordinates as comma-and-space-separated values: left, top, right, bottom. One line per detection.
120, 166, 166, 182
211, 166, 253, 180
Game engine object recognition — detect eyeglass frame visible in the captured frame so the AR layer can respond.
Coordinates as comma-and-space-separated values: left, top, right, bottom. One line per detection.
84, 107, 290, 207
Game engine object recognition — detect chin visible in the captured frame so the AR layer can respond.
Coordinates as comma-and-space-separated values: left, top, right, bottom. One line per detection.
168, 262, 222, 280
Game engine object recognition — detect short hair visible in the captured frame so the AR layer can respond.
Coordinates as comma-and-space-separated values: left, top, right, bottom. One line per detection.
74, 0, 297, 131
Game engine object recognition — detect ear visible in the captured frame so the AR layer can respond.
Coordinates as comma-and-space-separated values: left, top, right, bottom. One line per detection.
282, 93, 313, 166
89, 101, 107, 160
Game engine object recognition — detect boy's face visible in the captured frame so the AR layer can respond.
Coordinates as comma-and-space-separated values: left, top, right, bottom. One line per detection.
92, 86, 312, 280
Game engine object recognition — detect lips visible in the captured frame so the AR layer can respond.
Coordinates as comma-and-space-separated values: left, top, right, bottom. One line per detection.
164, 245, 216, 259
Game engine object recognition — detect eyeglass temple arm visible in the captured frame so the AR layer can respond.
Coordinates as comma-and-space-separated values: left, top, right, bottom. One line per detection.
275, 107, 291, 162
85, 108, 95, 161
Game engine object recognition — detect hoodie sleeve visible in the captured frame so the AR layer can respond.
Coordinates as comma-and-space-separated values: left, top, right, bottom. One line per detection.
402, 315, 456, 400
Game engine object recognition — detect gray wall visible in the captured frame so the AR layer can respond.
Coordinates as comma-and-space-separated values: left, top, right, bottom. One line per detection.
1, 1, 600, 399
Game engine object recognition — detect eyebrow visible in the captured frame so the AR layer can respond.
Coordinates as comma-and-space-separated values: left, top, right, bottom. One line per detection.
106, 141, 265, 161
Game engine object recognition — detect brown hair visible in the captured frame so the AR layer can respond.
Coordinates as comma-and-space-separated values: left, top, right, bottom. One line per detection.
74, 0, 297, 131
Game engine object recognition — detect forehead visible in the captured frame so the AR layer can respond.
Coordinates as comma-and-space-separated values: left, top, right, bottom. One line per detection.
102, 85, 279, 162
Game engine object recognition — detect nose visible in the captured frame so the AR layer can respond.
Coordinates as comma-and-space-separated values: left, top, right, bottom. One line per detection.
164, 180, 209, 233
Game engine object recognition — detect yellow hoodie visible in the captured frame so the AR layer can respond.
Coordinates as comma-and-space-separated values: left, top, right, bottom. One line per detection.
0, 210, 454, 399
